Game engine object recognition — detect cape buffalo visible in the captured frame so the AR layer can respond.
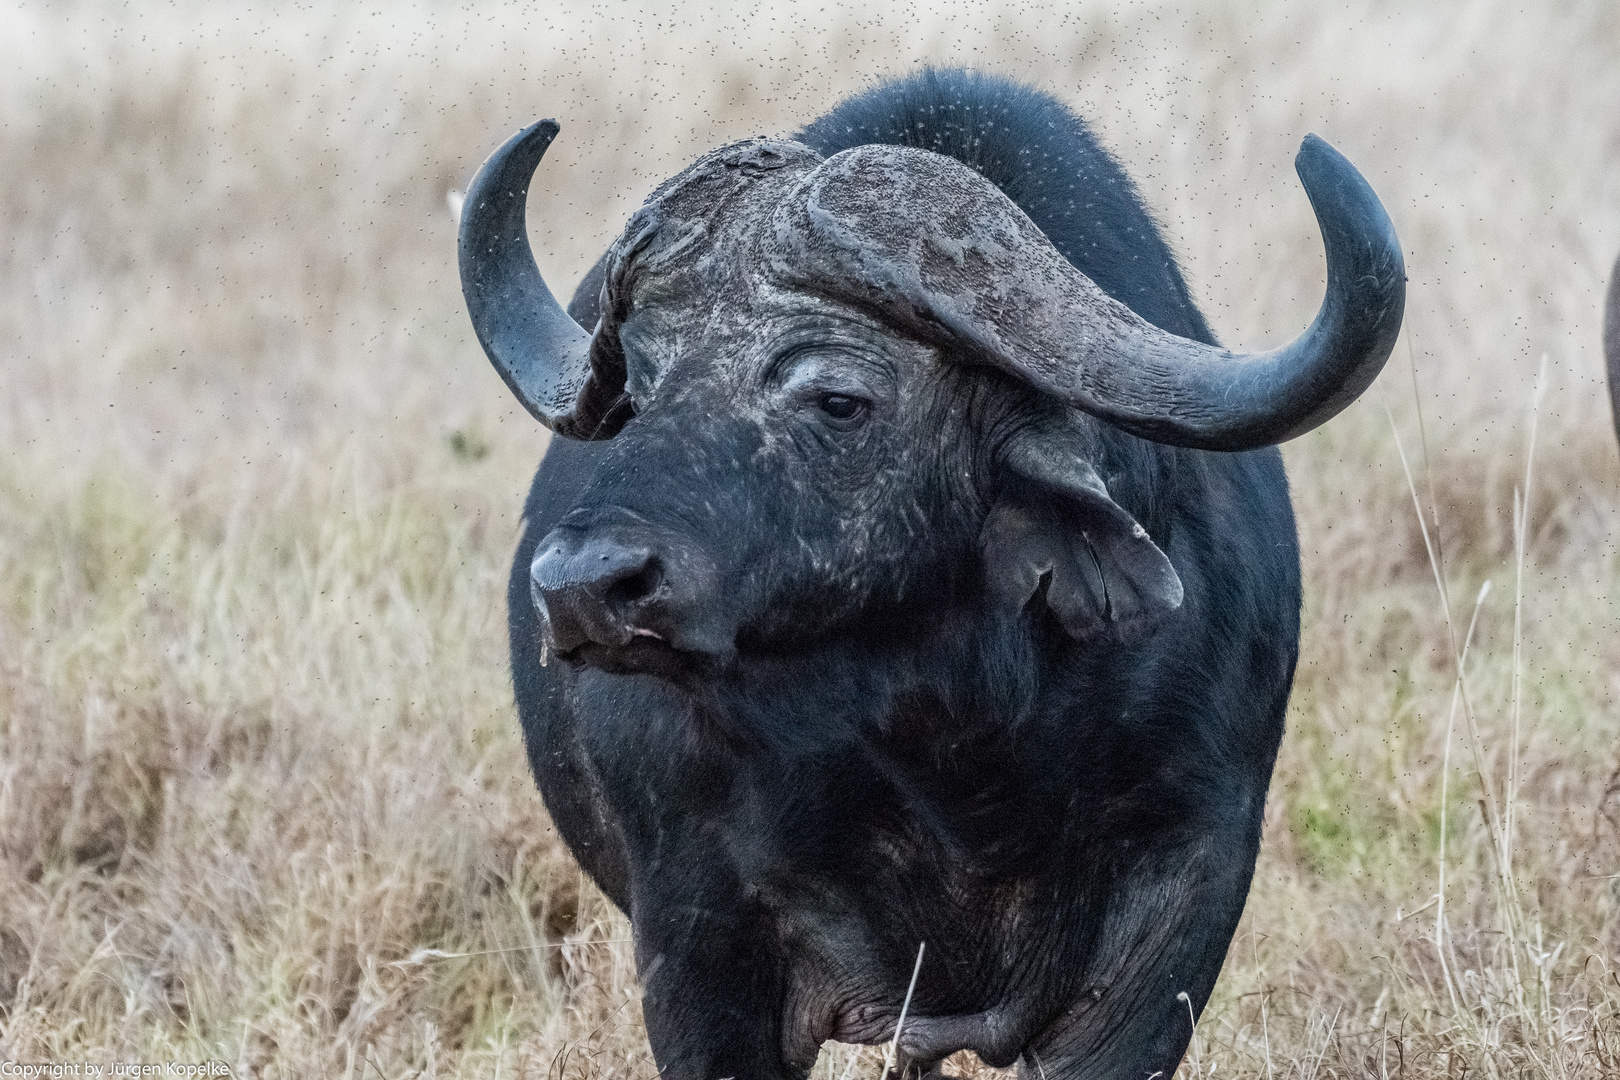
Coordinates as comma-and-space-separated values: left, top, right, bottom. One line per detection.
457, 69, 1405, 1079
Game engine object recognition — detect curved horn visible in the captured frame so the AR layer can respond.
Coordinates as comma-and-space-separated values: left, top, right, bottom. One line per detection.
459, 120, 626, 437
770, 136, 1405, 451
1606, 250, 1620, 446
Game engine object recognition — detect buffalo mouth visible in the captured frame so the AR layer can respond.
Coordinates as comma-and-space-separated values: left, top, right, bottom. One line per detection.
561, 636, 720, 684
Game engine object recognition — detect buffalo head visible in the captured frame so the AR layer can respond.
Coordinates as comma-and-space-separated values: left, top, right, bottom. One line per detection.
458, 122, 1405, 681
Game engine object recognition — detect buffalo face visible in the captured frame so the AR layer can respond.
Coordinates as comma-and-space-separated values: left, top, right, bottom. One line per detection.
528, 302, 994, 678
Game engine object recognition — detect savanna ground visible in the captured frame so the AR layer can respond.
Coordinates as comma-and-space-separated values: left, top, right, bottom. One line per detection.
2, 1, 1618, 1075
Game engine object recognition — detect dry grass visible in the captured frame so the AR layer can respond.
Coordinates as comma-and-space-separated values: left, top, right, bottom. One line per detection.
1, 0, 1618, 1075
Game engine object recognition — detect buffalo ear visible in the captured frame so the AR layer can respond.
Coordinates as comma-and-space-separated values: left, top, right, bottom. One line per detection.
981, 442, 1183, 644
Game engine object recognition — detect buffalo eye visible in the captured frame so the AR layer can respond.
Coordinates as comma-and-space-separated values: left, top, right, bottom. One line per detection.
817, 393, 867, 423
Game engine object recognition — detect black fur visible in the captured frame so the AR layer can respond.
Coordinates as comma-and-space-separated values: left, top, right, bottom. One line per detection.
507, 69, 1299, 1078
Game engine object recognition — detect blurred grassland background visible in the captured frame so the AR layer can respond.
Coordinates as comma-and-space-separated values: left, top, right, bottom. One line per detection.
1, 0, 1618, 1075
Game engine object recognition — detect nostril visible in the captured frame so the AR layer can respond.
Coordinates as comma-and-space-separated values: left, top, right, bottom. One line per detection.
604, 559, 663, 607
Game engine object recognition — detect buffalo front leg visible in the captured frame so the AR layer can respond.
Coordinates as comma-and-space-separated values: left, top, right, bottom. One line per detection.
1019, 836, 1257, 1079
632, 886, 809, 1080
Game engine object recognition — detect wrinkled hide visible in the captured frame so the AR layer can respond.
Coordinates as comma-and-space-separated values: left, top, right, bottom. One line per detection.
483, 69, 1398, 1079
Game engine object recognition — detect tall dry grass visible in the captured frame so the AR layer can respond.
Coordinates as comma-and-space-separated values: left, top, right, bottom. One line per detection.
1, 0, 1617, 1075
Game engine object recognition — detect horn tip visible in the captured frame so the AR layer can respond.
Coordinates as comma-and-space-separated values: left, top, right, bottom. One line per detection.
514, 118, 562, 151
1294, 132, 1349, 176
1291, 133, 1401, 267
